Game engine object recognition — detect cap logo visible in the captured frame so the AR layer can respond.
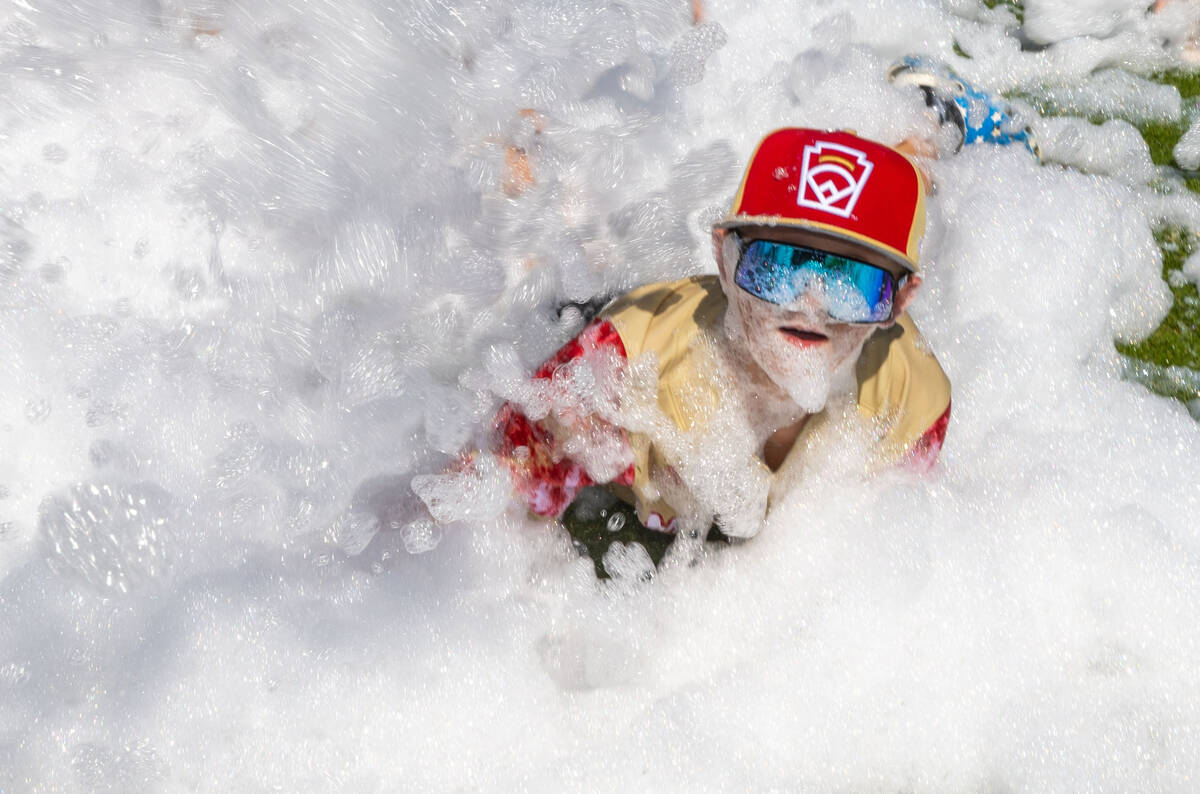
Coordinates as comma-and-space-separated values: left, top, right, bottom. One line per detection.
797, 141, 874, 218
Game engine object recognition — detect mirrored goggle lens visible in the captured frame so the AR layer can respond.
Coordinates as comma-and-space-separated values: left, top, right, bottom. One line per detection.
733, 239, 896, 323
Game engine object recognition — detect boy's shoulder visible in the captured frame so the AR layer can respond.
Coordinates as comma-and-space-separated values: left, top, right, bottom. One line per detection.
857, 314, 952, 459
601, 275, 728, 433
601, 276, 726, 348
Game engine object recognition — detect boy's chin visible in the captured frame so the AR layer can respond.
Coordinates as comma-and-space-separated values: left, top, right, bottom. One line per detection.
755, 347, 834, 413
754, 338, 862, 414
779, 373, 833, 414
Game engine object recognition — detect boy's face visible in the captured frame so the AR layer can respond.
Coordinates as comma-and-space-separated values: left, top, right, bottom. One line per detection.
715, 226, 922, 413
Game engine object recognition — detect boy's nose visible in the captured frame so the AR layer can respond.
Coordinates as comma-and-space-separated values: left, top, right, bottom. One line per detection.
784, 278, 828, 317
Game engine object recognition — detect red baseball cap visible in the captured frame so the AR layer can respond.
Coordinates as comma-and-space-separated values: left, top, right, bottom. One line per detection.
717, 128, 927, 272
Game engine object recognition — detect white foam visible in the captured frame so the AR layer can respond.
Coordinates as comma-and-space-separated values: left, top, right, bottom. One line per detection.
1039, 116, 1158, 184
1034, 68, 1181, 124
1021, 0, 1155, 45
1184, 248, 1200, 288
1175, 115, 1200, 171
6, 0, 1200, 790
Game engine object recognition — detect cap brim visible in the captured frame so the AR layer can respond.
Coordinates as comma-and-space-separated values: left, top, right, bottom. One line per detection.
714, 215, 919, 273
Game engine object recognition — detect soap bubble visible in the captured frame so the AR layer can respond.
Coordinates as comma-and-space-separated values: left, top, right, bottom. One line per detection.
601, 540, 654, 581
331, 510, 379, 556
24, 397, 50, 424
38, 481, 176, 594
400, 518, 443, 555
70, 740, 166, 793
668, 22, 727, 87
1175, 117, 1200, 171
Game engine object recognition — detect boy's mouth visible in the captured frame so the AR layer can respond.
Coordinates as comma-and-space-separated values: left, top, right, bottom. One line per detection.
779, 325, 828, 347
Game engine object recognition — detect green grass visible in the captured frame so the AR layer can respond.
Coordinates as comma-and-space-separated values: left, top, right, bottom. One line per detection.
1110, 71, 1200, 383
981, 0, 1024, 24
1117, 228, 1200, 391
1013, 60, 1200, 391
1139, 120, 1187, 165
1152, 69, 1200, 100
1134, 70, 1200, 166
923, 6, 1200, 390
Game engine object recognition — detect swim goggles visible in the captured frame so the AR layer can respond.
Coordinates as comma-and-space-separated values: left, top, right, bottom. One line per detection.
732, 237, 900, 324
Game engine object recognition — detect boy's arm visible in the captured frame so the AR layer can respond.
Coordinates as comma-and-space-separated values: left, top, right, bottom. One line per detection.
908, 400, 950, 471
492, 318, 636, 518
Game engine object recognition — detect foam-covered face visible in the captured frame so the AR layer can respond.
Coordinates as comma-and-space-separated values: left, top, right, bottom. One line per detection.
717, 232, 901, 413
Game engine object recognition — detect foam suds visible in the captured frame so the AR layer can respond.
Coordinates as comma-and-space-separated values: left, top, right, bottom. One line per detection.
1176, 115, 1200, 170
1185, 247, 1200, 286
4, 0, 1200, 789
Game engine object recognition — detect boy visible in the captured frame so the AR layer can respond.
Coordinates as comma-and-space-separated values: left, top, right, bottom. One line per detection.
483, 128, 950, 555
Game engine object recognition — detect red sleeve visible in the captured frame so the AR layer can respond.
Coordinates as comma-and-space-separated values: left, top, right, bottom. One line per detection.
493, 319, 636, 518
907, 400, 950, 472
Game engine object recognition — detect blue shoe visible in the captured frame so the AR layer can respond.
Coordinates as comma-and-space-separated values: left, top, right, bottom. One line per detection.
887, 55, 1041, 161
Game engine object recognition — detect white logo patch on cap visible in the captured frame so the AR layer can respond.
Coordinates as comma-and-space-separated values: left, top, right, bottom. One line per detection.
797, 141, 874, 218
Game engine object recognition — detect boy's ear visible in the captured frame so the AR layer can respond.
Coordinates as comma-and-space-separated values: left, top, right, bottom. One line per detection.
886, 273, 923, 325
